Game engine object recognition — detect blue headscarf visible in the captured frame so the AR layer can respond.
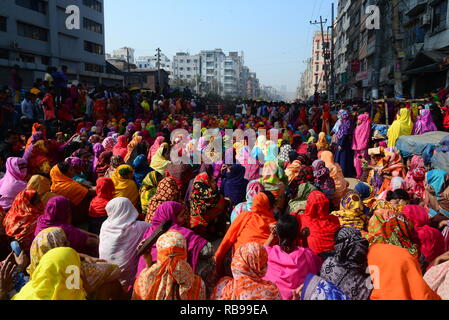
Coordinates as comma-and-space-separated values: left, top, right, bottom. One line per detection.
222, 164, 249, 207
132, 154, 151, 187
355, 182, 373, 200
301, 274, 349, 300
426, 169, 448, 200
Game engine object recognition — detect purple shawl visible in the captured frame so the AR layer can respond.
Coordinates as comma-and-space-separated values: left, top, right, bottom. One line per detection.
0, 158, 27, 211
413, 109, 438, 135
336, 110, 353, 139
137, 201, 207, 275
34, 196, 88, 252
92, 143, 105, 171
222, 164, 249, 206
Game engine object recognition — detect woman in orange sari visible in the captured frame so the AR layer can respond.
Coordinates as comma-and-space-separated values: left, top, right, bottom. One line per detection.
211, 242, 281, 300
133, 230, 206, 300
378, 150, 407, 194
214, 192, 276, 275
368, 244, 441, 300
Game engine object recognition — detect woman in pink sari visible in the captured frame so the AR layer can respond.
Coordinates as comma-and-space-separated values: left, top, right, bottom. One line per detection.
263, 214, 322, 300
236, 146, 261, 181
352, 112, 371, 179
413, 109, 438, 135
0, 157, 28, 211
147, 136, 165, 163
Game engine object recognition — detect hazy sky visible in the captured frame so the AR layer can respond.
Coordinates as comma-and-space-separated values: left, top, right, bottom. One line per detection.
104, 0, 336, 93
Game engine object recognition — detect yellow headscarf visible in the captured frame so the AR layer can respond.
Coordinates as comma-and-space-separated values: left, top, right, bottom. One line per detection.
316, 132, 329, 151
27, 175, 58, 206
150, 143, 171, 176
111, 165, 139, 207
13, 247, 86, 300
387, 108, 413, 148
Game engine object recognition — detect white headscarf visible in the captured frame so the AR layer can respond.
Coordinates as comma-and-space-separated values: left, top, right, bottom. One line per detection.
99, 197, 149, 289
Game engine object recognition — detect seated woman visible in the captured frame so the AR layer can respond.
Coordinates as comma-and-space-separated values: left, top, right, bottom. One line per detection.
260, 161, 287, 210
111, 165, 139, 209
150, 143, 171, 176
26, 174, 58, 206
300, 191, 341, 257
220, 164, 249, 208
132, 154, 150, 188
13, 247, 87, 300
189, 169, 228, 240
50, 162, 94, 225
34, 196, 99, 256
368, 244, 440, 300
136, 202, 214, 290
424, 169, 449, 230
264, 215, 322, 300
145, 177, 180, 223
104, 155, 125, 178
424, 252, 449, 300
0, 157, 28, 211
387, 107, 413, 148
299, 274, 349, 300
366, 211, 420, 260
320, 227, 372, 300
331, 191, 369, 234
211, 242, 281, 300
312, 160, 336, 206
355, 182, 377, 216
402, 205, 445, 266
230, 180, 264, 224
99, 197, 149, 293
285, 154, 314, 200
140, 171, 163, 216
319, 151, 349, 207
88, 177, 115, 235
165, 164, 194, 198
133, 230, 206, 300
28, 227, 123, 300
287, 183, 318, 221
215, 192, 276, 276
3, 189, 44, 253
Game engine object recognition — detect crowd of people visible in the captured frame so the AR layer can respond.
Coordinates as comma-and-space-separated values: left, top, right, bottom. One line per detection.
1, 75, 449, 300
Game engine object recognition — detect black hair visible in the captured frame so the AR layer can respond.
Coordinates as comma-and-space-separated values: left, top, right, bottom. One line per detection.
277, 214, 299, 249
392, 189, 410, 201
262, 191, 276, 208
57, 161, 71, 175
288, 151, 299, 163
386, 191, 395, 202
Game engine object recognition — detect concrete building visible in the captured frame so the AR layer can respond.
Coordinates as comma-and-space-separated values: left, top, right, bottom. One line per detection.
112, 47, 135, 64
0, 0, 123, 87
172, 52, 201, 82
311, 31, 331, 95
223, 52, 243, 97
199, 49, 226, 96
136, 53, 172, 76
127, 69, 170, 92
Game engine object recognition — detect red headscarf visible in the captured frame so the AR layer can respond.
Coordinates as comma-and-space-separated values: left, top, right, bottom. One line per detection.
89, 178, 115, 218
300, 190, 340, 254
112, 135, 128, 159
402, 205, 445, 263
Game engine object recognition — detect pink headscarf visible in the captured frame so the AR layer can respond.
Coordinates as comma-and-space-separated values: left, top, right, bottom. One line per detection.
402, 205, 445, 263
102, 137, 115, 152
147, 136, 165, 163
352, 113, 371, 151
0, 158, 28, 211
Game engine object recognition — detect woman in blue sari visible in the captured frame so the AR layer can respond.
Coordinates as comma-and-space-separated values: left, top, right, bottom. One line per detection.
334, 110, 356, 177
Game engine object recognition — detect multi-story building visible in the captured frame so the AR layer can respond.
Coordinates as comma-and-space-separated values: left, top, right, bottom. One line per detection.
311, 31, 331, 95
199, 49, 226, 95
136, 53, 172, 76
172, 52, 201, 83
0, 0, 122, 87
223, 52, 242, 97
112, 47, 135, 64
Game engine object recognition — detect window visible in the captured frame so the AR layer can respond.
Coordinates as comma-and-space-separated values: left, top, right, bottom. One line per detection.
0, 16, 6, 32
317, 41, 320, 50
187, 67, 191, 71
180, 75, 184, 79
15, 0, 47, 14
17, 22, 48, 41
83, 0, 102, 13
84, 41, 103, 54
0, 50, 8, 60
187, 75, 191, 79
187, 59, 191, 63
432, 0, 448, 33
19, 53, 35, 63
85, 63, 104, 73
41, 56, 50, 65
83, 18, 103, 34
180, 59, 184, 63
316, 53, 319, 61
316, 64, 319, 72
180, 67, 184, 71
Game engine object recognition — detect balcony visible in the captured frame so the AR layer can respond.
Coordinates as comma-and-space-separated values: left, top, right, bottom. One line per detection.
406, 0, 428, 17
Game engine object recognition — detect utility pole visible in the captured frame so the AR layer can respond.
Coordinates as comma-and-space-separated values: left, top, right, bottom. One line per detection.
156, 48, 161, 94
126, 47, 131, 87
330, 2, 335, 102
310, 17, 329, 97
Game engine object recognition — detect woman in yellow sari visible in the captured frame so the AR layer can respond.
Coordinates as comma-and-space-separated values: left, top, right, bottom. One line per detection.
13, 247, 87, 300
111, 165, 139, 208
150, 143, 171, 176
27, 174, 58, 206
316, 132, 329, 151
387, 108, 413, 148
140, 171, 163, 215
26, 227, 122, 300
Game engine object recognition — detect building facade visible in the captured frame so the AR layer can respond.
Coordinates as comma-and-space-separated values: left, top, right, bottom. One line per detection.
112, 47, 135, 64
0, 0, 122, 87
136, 53, 172, 77
172, 52, 201, 83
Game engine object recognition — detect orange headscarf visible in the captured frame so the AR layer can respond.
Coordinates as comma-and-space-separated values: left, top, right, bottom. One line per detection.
368, 244, 441, 300
214, 193, 276, 275
124, 135, 143, 163
26, 123, 46, 150
50, 165, 88, 206
319, 151, 349, 203
133, 230, 205, 300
